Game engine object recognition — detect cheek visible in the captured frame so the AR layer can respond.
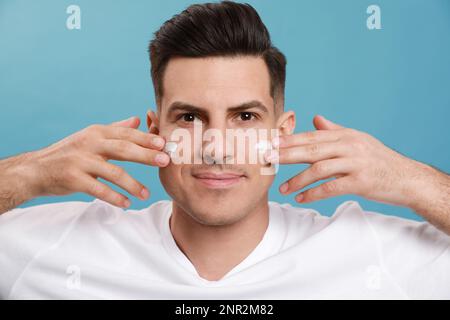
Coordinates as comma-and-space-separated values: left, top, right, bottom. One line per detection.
257, 166, 275, 179
158, 127, 177, 142
158, 165, 184, 194
245, 165, 275, 188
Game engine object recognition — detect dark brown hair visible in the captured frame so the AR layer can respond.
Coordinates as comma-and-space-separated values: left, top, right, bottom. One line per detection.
148, 1, 286, 111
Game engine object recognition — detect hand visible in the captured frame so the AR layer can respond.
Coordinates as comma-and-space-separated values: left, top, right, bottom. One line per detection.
21, 116, 170, 208
268, 115, 436, 210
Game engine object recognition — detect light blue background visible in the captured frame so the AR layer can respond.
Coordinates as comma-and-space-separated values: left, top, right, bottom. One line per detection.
1, 0, 449, 220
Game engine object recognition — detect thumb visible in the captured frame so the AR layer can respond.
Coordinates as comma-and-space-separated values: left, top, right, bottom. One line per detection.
313, 115, 345, 130
111, 116, 140, 129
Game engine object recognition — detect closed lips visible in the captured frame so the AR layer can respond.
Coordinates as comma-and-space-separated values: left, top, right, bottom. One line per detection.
192, 172, 245, 179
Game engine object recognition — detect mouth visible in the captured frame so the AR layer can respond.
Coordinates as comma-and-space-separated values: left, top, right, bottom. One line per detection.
191, 171, 246, 189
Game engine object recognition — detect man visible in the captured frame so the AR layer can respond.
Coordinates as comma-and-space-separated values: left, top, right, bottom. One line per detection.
0, 1, 449, 299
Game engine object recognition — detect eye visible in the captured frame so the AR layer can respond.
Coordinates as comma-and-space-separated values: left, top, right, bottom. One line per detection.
179, 113, 198, 122
238, 112, 257, 121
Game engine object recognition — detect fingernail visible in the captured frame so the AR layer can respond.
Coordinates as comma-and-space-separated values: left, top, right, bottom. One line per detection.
140, 188, 149, 200
123, 199, 131, 208
279, 182, 288, 193
155, 153, 169, 166
152, 136, 164, 148
296, 193, 304, 202
264, 150, 279, 163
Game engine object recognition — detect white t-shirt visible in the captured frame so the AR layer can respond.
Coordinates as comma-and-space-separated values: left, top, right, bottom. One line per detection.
0, 199, 449, 299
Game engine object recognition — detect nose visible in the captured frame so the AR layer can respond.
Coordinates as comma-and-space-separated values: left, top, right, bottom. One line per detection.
203, 147, 233, 164
201, 118, 234, 165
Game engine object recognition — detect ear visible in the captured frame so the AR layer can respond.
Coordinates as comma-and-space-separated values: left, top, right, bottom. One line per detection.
275, 110, 296, 136
146, 109, 160, 134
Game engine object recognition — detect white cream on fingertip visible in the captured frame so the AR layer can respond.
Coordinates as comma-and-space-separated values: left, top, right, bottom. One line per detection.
163, 141, 178, 158
254, 140, 275, 164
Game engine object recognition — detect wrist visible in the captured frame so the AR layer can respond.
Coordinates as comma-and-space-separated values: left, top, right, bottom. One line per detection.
405, 160, 445, 216
3, 152, 42, 204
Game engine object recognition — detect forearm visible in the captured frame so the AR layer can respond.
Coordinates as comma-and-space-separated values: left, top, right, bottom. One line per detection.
408, 161, 450, 235
0, 152, 38, 215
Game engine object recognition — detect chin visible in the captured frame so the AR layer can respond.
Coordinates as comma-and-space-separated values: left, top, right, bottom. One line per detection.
185, 200, 247, 226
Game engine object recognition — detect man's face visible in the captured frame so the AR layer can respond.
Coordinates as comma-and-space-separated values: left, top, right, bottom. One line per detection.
155, 56, 285, 226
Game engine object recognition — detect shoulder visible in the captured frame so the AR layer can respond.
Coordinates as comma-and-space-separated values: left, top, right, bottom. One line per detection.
0, 200, 95, 258
362, 207, 450, 298
79, 198, 173, 236
361, 206, 450, 248
0, 200, 92, 298
269, 199, 449, 248
268, 200, 368, 232
0, 198, 172, 298
361, 206, 450, 267
0, 200, 92, 234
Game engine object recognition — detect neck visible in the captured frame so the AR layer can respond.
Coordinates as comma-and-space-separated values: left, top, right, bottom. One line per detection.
169, 200, 270, 281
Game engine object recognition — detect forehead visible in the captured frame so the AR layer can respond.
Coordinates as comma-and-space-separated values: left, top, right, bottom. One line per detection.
161, 56, 273, 112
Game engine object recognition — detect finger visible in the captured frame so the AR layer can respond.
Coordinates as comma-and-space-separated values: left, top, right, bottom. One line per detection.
279, 158, 353, 195
313, 115, 345, 130
98, 139, 170, 167
295, 176, 354, 203
110, 116, 141, 129
271, 141, 348, 164
78, 175, 131, 208
102, 126, 165, 150
274, 130, 342, 149
83, 159, 150, 200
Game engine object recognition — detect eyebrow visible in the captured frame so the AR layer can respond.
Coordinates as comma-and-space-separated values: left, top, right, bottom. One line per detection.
166, 100, 270, 116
